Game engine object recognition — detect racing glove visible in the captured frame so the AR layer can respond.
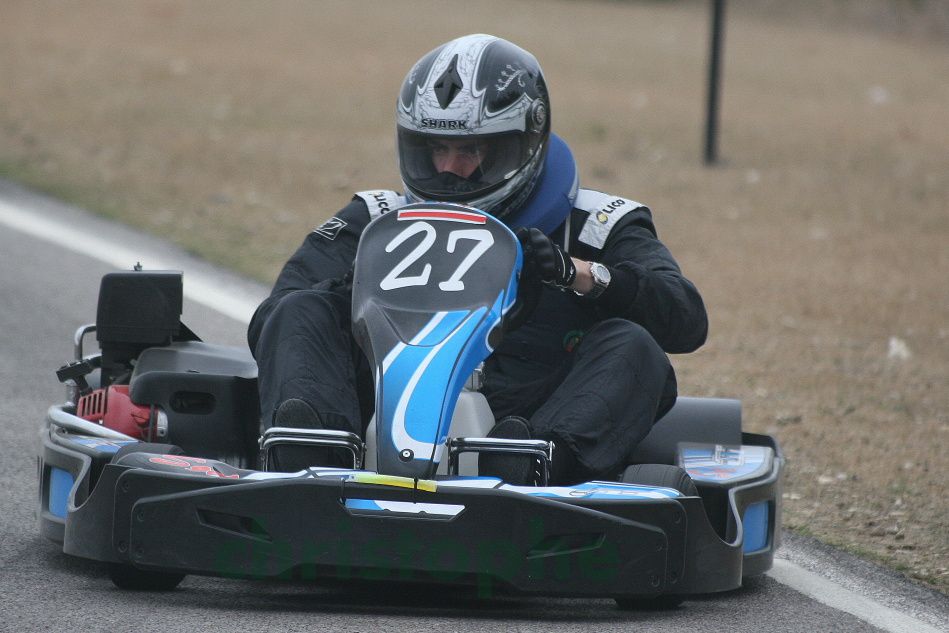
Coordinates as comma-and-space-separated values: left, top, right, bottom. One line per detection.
516, 227, 577, 290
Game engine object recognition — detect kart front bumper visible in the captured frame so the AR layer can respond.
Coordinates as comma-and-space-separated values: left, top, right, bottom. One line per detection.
55, 463, 764, 600
41, 412, 781, 599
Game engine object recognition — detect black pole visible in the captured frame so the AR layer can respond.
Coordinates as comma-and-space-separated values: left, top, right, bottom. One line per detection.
704, 0, 726, 165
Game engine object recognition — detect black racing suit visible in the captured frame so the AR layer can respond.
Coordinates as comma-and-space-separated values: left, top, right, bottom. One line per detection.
248, 190, 708, 479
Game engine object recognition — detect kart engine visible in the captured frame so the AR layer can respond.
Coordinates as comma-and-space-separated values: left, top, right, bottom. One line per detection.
75, 384, 166, 441
57, 268, 257, 463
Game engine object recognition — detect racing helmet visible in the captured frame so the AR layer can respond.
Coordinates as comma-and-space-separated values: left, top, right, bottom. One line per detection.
397, 34, 551, 219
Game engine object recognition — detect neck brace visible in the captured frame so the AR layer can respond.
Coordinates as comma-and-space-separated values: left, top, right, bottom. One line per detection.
503, 132, 579, 235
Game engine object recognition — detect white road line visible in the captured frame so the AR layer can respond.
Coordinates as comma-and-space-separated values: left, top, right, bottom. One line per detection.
768, 559, 943, 633
2, 192, 944, 631
0, 200, 259, 324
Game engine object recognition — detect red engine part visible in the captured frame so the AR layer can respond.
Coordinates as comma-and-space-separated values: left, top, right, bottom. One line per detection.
76, 385, 152, 439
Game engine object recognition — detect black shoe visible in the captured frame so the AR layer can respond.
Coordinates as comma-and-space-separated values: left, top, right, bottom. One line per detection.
269, 399, 339, 471
478, 416, 535, 485
273, 398, 323, 429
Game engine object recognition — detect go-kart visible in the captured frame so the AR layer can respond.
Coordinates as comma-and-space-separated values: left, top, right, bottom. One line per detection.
38, 202, 783, 608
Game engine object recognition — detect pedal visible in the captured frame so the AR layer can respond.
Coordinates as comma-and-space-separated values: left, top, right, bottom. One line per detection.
448, 437, 554, 485
258, 427, 365, 471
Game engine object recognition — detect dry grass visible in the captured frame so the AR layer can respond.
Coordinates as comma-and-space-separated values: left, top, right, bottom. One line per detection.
1, 0, 946, 591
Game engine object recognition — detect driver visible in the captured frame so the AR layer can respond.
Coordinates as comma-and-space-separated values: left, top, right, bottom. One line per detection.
248, 34, 708, 484
427, 138, 486, 179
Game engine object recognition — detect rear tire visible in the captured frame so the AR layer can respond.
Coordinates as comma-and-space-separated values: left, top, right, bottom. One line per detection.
108, 563, 185, 591
621, 464, 698, 496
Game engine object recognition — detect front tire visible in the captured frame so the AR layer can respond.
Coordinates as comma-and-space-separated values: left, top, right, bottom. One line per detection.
108, 563, 185, 591
620, 464, 698, 496
615, 594, 685, 610
616, 465, 695, 609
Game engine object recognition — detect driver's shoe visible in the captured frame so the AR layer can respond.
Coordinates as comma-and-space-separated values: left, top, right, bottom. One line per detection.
269, 398, 348, 471
478, 416, 535, 485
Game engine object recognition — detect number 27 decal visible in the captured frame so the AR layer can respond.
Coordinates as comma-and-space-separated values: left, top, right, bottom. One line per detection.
379, 222, 494, 292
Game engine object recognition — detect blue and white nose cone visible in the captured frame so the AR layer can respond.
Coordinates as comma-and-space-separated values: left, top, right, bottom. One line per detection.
350, 203, 522, 480
377, 304, 499, 474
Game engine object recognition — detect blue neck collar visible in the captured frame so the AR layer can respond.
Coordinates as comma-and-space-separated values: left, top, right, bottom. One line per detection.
504, 133, 578, 235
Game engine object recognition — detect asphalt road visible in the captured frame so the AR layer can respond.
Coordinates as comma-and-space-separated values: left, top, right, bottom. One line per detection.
1, 180, 946, 632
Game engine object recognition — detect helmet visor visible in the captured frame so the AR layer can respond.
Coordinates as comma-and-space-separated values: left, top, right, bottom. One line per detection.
397, 127, 541, 202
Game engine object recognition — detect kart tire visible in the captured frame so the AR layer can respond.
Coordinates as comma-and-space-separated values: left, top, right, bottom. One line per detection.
110, 442, 184, 463
615, 594, 684, 610
108, 563, 185, 591
620, 464, 698, 496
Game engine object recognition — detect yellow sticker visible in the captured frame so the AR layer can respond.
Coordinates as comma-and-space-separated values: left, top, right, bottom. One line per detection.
349, 473, 437, 493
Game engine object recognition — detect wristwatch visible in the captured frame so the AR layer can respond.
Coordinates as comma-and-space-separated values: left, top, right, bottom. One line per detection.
583, 261, 611, 299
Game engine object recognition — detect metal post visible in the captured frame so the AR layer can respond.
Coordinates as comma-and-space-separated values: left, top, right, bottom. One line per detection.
704, 0, 726, 165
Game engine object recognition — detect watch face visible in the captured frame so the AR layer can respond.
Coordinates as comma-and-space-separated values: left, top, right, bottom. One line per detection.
591, 263, 611, 285
582, 262, 610, 299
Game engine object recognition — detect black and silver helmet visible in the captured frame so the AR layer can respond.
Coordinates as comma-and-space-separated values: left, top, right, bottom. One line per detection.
397, 34, 551, 219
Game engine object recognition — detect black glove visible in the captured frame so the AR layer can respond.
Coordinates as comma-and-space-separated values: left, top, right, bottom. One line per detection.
516, 227, 576, 289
